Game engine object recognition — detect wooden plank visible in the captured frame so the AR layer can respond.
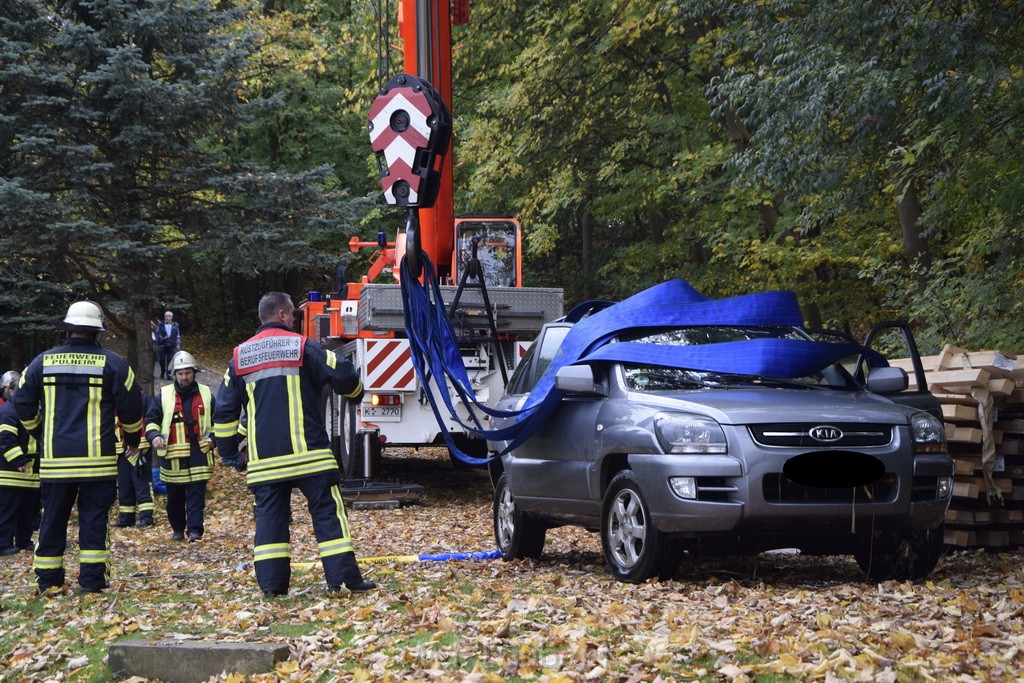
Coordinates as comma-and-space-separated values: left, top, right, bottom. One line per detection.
997, 420, 1024, 435
934, 393, 980, 406
992, 509, 1024, 524
953, 459, 977, 476
950, 426, 983, 444
960, 476, 1013, 494
953, 480, 980, 499
1003, 439, 1023, 456
988, 378, 1017, 397
942, 404, 978, 422
943, 528, 974, 546
935, 344, 967, 371
945, 508, 975, 524
928, 368, 990, 393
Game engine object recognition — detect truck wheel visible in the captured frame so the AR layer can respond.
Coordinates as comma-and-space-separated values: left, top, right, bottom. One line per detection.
339, 398, 363, 479
601, 470, 681, 583
493, 474, 545, 560
854, 524, 945, 582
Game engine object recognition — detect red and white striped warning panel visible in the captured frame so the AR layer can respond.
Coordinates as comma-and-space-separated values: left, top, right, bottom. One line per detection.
364, 339, 418, 391
515, 341, 533, 368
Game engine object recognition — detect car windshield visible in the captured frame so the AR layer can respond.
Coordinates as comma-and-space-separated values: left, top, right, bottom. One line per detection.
619, 326, 855, 391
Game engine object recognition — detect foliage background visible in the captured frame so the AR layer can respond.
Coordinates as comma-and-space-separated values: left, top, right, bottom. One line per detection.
2, 0, 1023, 375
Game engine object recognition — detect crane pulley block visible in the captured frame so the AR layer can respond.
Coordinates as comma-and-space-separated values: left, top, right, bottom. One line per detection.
367, 73, 451, 208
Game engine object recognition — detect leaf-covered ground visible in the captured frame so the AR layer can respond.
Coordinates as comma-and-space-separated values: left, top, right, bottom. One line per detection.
2, 447, 1024, 682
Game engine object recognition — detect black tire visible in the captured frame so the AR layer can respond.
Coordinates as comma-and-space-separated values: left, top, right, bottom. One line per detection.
448, 433, 488, 470
601, 470, 682, 583
321, 387, 342, 463
339, 398, 363, 479
854, 524, 945, 582
493, 474, 545, 560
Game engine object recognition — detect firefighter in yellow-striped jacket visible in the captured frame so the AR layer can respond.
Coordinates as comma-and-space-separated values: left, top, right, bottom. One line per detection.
147, 351, 215, 543
12, 301, 143, 593
0, 371, 40, 555
213, 291, 374, 597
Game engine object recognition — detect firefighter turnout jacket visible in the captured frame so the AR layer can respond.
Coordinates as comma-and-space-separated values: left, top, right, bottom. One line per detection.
146, 382, 215, 484
213, 323, 362, 485
0, 400, 39, 489
13, 338, 143, 481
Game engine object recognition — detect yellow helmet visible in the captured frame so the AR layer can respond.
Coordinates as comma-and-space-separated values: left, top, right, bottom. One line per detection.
63, 301, 105, 332
170, 351, 200, 373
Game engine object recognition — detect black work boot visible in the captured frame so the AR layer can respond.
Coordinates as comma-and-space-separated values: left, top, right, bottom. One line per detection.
115, 513, 135, 528
329, 551, 377, 593
136, 512, 154, 528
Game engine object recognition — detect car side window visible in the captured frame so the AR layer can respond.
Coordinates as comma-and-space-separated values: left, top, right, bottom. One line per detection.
505, 343, 537, 395
506, 324, 571, 396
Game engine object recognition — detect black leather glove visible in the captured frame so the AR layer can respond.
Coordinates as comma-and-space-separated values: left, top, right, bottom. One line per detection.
221, 454, 246, 472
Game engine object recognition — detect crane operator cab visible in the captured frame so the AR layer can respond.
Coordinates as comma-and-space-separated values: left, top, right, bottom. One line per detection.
454, 218, 521, 288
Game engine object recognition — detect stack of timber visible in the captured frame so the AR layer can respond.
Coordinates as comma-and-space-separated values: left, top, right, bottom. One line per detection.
891, 345, 1024, 549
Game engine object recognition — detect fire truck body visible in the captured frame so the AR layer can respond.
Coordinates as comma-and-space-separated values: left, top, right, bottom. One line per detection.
302, 219, 563, 478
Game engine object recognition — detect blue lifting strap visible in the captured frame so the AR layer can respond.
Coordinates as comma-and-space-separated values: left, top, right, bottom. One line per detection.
401, 255, 888, 465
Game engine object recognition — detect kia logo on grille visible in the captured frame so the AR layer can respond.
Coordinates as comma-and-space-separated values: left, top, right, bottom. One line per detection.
809, 425, 843, 442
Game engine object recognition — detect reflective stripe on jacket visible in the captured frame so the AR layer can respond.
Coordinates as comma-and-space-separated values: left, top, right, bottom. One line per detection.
214, 324, 362, 485
0, 401, 39, 489
12, 338, 142, 481
146, 383, 215, 483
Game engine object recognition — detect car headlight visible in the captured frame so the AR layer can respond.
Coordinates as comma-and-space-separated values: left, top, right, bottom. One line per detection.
655, 413, 727, 454
911, 412, 946, 453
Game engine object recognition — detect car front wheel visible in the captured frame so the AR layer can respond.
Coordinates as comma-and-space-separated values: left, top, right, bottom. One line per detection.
493, 474, 545, 560
854, 524, 945, 582
601, 470, 681, 583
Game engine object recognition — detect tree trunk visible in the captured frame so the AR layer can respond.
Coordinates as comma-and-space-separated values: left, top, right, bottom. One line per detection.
133, 305, 156, 394
894, 173, 931, 283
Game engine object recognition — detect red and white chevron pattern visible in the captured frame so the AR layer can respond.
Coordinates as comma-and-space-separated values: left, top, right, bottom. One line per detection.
368, 88, 433, 204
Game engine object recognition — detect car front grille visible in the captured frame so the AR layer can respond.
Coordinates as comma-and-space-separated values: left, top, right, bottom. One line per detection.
762, 473, 898, 503
749, 422, 893, 448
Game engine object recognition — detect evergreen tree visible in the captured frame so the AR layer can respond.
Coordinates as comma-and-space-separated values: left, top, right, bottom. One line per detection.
1, 0, 363, 377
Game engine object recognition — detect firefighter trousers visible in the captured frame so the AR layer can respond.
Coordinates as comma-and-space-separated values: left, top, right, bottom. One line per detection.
117, 453, 154, 517
250, 473, 363, 594
0, 486, 39, 551
34, 480, 116, 592
166, 481, 206, 537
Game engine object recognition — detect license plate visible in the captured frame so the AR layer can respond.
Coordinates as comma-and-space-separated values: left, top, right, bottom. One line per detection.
362, 405, 402, 421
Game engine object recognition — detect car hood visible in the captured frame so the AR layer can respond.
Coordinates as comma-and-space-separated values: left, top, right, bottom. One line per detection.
634, 386, 912, 426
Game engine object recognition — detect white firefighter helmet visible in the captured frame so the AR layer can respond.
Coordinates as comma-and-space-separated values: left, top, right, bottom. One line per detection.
1, 370, 19, 389
63, 301, 105, 332
170, 351, 200, 373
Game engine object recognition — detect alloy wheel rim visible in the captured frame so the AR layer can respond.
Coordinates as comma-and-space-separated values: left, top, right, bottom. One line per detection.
609, 489, 646, 568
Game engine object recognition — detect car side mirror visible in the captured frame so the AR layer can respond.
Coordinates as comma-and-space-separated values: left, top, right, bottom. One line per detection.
866, 366, 909, 394
555, 365, 604, 395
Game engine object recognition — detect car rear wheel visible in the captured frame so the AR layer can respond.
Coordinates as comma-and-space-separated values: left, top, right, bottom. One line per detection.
854, 524, 945, 582
601, 470, 681, 583
493, 474, 545, 560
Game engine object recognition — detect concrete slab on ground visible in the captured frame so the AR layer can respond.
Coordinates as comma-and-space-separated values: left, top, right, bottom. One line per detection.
109, 639, 289, 682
